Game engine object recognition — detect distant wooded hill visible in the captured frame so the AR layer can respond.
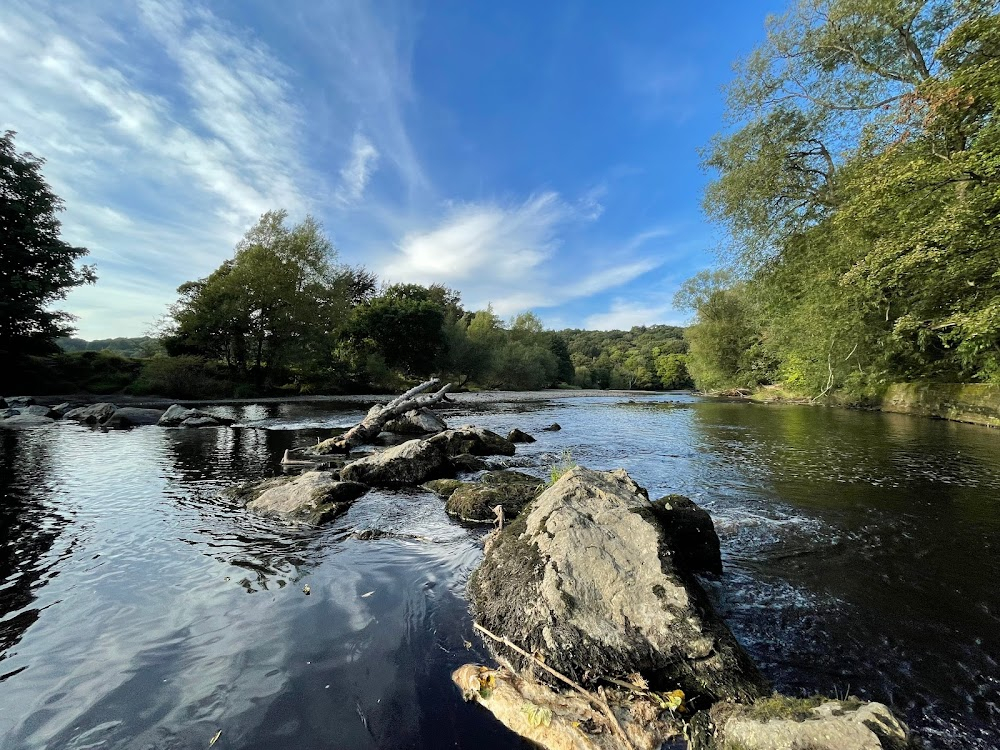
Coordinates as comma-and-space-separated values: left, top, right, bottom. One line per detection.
57, 337, 162, 358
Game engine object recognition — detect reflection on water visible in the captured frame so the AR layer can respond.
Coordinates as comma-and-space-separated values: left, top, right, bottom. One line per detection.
0, 396, 998, 749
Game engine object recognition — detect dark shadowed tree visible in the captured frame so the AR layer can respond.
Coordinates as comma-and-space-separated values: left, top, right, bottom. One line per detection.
0, 131, 95, 355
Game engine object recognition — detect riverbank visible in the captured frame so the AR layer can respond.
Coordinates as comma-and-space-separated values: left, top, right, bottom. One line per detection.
731, 382, 1000, 429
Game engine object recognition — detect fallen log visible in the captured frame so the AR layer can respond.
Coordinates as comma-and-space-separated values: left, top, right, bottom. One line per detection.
314, 379, 453, 454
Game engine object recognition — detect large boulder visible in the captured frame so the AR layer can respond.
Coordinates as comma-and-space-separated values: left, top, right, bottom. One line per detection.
341, 438, 448, 487
5, 396, 35, 408
104, 407, 166, 429
0, 409, 18, 419
446, 470, 545, 524
50, 402, 74, 416
0, 414, 55, 428
650, 494, 723, 576
429, 427, 516, 457
469, 466, 767, 704
698, 696, 912, 750
158, 404, 233, 428
384, 407, 447, 435
233, 471, 368, 525
63, 403, 117, 424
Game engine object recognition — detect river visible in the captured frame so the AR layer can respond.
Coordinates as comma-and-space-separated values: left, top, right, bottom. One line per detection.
1, 392, 997, 749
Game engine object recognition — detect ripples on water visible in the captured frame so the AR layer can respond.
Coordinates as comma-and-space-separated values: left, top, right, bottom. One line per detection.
1, 395, 998, 749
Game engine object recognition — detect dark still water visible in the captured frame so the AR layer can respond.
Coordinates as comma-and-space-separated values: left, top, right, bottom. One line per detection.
1, 394, 998, 749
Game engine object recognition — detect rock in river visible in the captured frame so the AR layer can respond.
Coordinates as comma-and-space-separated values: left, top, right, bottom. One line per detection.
234, 471, 368, 525
650, 493, 723, 576
64, 403, 117, 424
506, 428, 536, 443
468, 466, 767, 704
104, 407, 166, 429
157, 404, 233, 428
341, 438, 448, 487
445, 470, 545, 524
384, 407, 447, 435
698, 696, 913, 750
428, 426, 515, 457
0, 414, 56, 428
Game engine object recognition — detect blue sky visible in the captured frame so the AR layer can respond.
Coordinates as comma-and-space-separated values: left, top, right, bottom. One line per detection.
2, 0, 781, 338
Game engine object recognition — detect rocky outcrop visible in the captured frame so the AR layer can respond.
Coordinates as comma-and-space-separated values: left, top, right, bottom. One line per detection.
63, 403, 117, 424
158, 404, 233, 428
429, 427, 516, 457
446, 470, 545, 524
506, 428, 536, 443
699, 696, 913, 750
469, 466, 767, 704
104, 407, 166, 429
650, 494, 723, 576
881, 382, 1000, 428
384, 407, 447, 435
340, 438, 448, 487
233, 471, 368, 525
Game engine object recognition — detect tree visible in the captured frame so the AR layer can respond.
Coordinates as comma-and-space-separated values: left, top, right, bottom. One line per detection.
1, 131, 95, 355
345, 283, 454, 378
165, 210, 348, 386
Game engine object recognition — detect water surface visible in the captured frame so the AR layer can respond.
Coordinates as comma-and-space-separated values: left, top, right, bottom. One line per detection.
1, 394, 998, 749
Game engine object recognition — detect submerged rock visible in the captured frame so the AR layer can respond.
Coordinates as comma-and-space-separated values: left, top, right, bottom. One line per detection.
22, 405, 60, 419
650, 494, 723, 576
384, 407, 447, 435
541, 422, 562, 431
63, 403, 117, 424
0, 414, 56, 428
104, 407, 165, 429
429, 426, 516, 457
341, 438, 448, 487
700, 696, 913, 750
236, 471, 368, 524
445, 471, 545, 524
469, 466, 767, 704
506, 428, 536, 443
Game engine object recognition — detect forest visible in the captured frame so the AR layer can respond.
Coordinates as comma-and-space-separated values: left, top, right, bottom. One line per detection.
8, 210, 690, 397
680, 0, 1000, 401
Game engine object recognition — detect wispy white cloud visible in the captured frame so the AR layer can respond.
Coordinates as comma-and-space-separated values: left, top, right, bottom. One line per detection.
585, 298, 685, 331
336, 132, 380, 205
0, 0, 316, 336
380, 196, 669, 316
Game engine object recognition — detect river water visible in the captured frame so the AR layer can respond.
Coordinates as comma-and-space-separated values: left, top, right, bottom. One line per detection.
1, 393, 998, 749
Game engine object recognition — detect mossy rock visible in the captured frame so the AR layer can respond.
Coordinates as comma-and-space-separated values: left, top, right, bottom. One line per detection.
445, 470, 545, 523
423, 478, 468, 498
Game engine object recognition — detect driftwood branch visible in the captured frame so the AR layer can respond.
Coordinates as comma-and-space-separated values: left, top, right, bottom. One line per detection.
316, 378, 453, 454
473, 622, 636, 750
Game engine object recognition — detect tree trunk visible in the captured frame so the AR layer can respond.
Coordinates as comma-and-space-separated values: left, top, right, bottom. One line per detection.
314, 379, 453, 454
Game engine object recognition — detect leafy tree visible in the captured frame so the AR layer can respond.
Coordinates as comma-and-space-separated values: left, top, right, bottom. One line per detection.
165, 210, 348, 386
1, 131, 96, 355
694, 0, 1000, 396
345, 283, 455, 377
